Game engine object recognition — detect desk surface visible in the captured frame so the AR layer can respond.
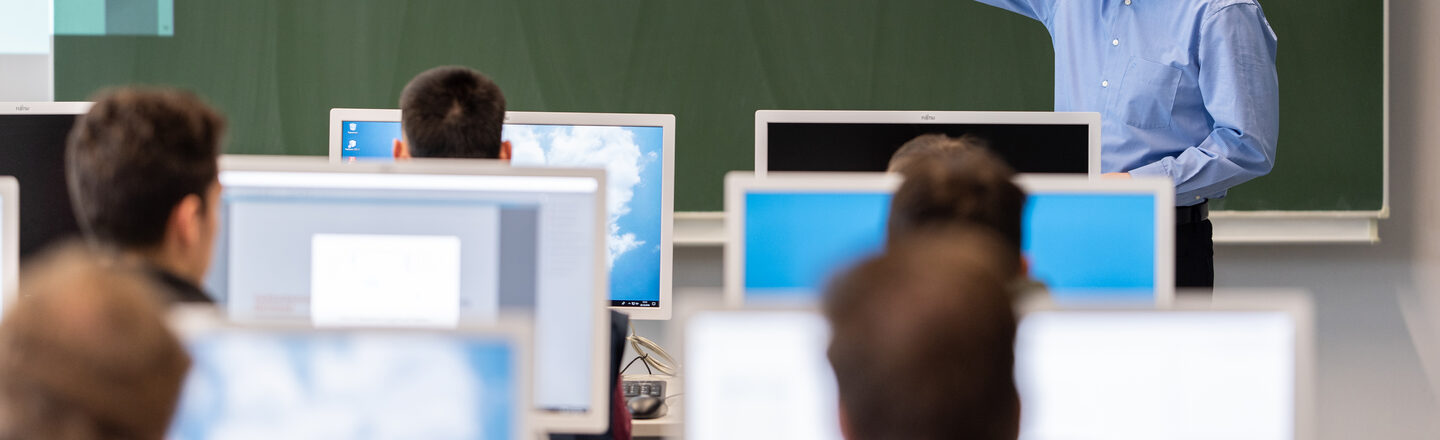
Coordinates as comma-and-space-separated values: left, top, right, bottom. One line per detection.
633, 415, 680, 438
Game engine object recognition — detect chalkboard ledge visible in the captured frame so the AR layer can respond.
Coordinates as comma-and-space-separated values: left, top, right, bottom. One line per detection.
674, 210, 1384, 246
1209, 211, 1382, 244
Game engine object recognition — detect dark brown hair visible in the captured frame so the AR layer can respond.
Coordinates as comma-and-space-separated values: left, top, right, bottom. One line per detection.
400, 66, 507, 158
66, 88, 224, 250
886, 133, 992, 173
887, 134, 1025, 252
0, 244, 191, 440
824, 228, 1020, 440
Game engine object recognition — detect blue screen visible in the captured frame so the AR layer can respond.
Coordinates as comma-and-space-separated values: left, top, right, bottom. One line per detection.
340, 121, 402, 160
340, 120, 665, 307
743, 192, 891, 302
1022, 194, 1156, 301
741, 191, 1158, 303
171, 332, 517, 439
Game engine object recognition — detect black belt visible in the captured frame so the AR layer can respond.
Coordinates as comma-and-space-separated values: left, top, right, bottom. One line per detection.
1176, 201, 1209, 225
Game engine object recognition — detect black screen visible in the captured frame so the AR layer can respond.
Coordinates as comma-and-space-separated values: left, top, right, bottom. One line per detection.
766, 122, 1090, 173
0, 114, 82, 259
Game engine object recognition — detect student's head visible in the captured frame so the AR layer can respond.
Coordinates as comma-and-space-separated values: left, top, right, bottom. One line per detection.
66, 88, 225, 285
886, 133, 992, 174
824, 228, 1020, 440
0, 245, 191, 440
886, 134, 1025, 276
395, 66, 511, 160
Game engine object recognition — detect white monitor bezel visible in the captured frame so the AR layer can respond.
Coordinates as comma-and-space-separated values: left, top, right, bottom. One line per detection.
752, 110, 1102, 176
1017, 289, 1316, 440
0, 102, 93, 116
0, 176, 17, 310
724, 172, 1175, 306
723, 171, 902, 307
327, 108, 676, 320
168, 305, 536, 439
216, 155, 612, 433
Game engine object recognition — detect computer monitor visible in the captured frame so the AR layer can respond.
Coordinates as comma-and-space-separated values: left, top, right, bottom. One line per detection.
682, 292, 1314, 440
1015, 291, 1315, 439
1020, 175, 1174, 302
683, 309, 840, 440
329, 109, 675, 320
724, 172, 1174, 305
0, 102, 91, 259
0, 177, 17, 312
724, 172, 900, 306
754, 110, 1101, 176
206, 156, 610, 433
168, 307, 531, 439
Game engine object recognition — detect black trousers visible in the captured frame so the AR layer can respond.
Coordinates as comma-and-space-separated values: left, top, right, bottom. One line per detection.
1175, 218, 1215, 289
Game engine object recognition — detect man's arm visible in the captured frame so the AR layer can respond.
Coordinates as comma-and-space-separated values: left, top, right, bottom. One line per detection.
973, 0, 1056, 24
1128, 4, 1280, 203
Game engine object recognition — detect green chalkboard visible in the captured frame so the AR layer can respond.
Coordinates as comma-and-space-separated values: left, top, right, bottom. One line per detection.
54, 0, 1383, 212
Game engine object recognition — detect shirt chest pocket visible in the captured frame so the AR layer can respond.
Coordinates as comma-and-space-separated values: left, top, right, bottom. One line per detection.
1112, 57, 1182, 129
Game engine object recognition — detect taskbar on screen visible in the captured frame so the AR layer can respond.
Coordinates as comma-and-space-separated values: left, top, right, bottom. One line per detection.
611, 300, 659, 308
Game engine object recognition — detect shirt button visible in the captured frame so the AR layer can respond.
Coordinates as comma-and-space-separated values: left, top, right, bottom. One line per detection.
1112, 39, 1120, 46
1101, 80, 1109, 87
1125, 0, 1132, 4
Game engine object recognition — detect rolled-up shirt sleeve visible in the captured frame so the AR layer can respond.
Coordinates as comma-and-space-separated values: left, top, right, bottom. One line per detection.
1128, 4, 1279, 202
973, 0, 1056, 24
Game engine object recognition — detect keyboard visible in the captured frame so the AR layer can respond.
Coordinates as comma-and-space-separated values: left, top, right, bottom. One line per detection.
623, 379, 666, 399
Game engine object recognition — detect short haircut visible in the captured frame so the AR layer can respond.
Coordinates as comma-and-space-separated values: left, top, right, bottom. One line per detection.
886, 134, 1025, 251
66, 88, 224, 250
824, 228, 1020, 440
886, 133, 992, 173
0, 244, 190, 439
400, 66, 507, 159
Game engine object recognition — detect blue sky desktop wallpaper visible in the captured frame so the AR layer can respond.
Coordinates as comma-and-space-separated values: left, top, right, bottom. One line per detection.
507, 124, 664, 304
171, 333, 517, 439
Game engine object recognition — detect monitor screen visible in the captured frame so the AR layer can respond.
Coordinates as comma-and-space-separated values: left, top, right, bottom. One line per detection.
742, 191, 891, 302
764, 122, 1090, 173
338, 120, 399, 160
1016, 310, 1296, 439
0, 112, 84, 259
1023, 193, 1156, 301
337, 119, 667, 311
684, 310, 840, 440
206, 164, 603, 419
734, 178, 1163, 304
171, 330, 521, 440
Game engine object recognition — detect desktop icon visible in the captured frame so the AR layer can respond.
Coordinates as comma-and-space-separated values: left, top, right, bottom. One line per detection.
349, 123, 357, 132
347, 140, 358, 151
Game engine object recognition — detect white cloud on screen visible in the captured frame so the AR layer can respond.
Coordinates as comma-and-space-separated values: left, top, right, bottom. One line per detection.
509, 126, 653, 267
182, 335, 485, 439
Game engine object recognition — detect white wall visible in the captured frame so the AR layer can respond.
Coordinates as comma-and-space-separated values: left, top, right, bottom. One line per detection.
651, 2, 1440, 438
1213, 1, 1440, 437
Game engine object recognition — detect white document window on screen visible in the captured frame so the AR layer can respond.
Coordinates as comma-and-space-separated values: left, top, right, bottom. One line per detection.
310, 234, 462, 328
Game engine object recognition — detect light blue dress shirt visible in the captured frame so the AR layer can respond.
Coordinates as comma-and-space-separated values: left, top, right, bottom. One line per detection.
978, 0, 1279, 206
